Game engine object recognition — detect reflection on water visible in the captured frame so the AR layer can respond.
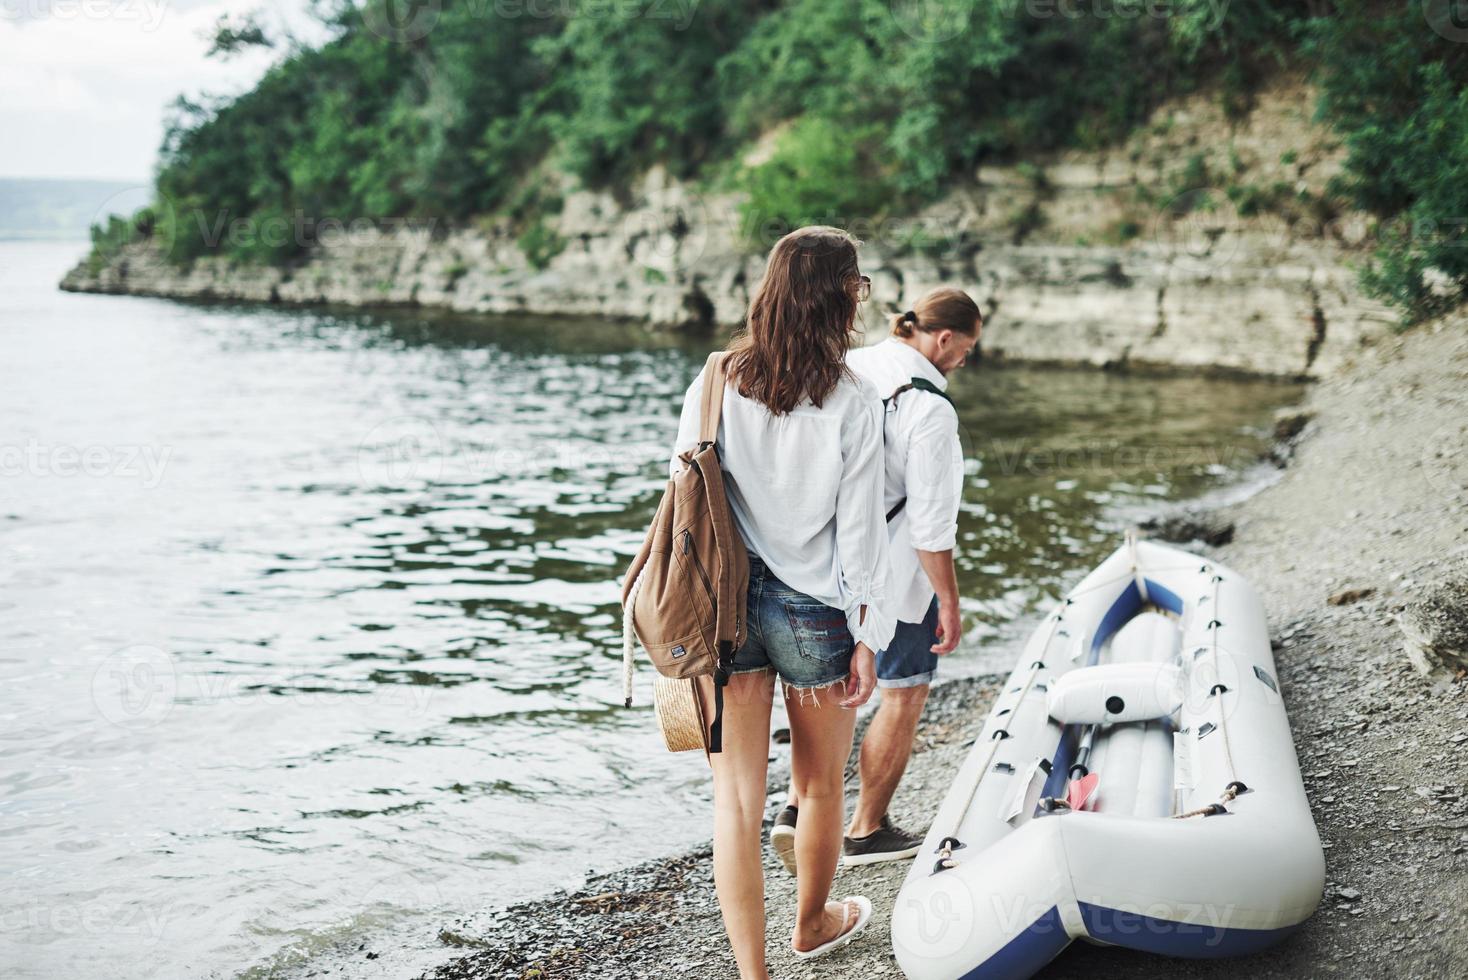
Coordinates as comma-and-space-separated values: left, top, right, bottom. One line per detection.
0, 243, 1303, 979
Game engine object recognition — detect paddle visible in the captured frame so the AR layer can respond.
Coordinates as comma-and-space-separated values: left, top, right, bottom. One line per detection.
1066, 772, 1099, 811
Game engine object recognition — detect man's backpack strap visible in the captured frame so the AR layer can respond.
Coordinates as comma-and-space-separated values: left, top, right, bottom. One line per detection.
883, 375, 954, 409
882, 375, 954, 524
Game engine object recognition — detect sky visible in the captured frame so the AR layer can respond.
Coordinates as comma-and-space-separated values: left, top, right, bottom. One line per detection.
0, 0, 327, 184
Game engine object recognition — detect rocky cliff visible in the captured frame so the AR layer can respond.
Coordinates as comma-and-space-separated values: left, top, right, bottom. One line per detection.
61, 79, 1397, 378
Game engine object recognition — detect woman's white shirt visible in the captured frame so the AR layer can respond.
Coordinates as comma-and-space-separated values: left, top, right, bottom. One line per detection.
846, 337, 965, 624
670, 365, 896, 653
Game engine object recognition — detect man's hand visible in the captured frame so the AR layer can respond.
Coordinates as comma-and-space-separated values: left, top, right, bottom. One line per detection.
931, 600, 962, 655
842, 642, 877, 708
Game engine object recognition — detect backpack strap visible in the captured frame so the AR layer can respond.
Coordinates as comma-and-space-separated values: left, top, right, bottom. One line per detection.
696, 351, 736, 754
882, 375, 954, 524
883, 375, 954, 409
699, 351, 729, 447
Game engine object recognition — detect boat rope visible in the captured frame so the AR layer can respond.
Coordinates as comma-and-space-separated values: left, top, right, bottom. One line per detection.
621, 568, 645, 708
1173, 780, 1249, 819
1204, 568, 1241, 786
932, 836, 965, 875
1061, 569, 1136, 603
1173, 566, 1249, 818
932, 605, 1061, 862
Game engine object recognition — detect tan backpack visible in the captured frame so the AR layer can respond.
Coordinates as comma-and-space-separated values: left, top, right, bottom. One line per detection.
621, 352, 749, 754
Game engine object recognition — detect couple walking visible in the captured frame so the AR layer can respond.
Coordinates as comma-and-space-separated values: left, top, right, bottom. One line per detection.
670, 226, 981, 977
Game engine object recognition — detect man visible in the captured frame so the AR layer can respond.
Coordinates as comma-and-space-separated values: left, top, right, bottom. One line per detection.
771, 287, 982, 871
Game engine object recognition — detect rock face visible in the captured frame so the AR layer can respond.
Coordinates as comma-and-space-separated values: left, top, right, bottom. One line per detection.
1400, 574, 1468, 675
59, 79, 1399, 378
58, 200, 1394, 379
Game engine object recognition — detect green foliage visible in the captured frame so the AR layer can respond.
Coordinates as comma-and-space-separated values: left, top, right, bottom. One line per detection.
532, 1, 757, 188
84, 0, 1468, 322
1105, 219, 1142, 245
517, 218, 566, 271
734, 118, 894, 250
87, 208, 154, 273
206, 13, 273, 59
1226, 181, 1291, 218
1303, 1, 1468, 322
1175, 153, 1210, 196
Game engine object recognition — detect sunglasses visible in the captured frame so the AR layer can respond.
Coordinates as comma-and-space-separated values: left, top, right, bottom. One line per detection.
852, 274, 872, 304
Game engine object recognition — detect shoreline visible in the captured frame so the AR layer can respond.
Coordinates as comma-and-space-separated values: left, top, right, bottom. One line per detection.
409, 314, 1468, 979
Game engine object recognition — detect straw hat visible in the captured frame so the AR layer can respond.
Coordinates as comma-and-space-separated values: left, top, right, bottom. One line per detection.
653, 675, 708, 753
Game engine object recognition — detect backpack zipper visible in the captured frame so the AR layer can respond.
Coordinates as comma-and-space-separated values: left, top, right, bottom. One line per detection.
682, 529, 715, 601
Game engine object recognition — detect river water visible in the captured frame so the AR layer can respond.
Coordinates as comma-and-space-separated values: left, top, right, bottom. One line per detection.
0, 241, 1303, 978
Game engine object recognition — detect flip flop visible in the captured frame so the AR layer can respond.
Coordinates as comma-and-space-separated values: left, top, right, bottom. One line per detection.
790, 895, 873, 960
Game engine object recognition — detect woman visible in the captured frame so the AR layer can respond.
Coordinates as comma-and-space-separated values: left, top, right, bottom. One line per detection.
670, 226, 894, 977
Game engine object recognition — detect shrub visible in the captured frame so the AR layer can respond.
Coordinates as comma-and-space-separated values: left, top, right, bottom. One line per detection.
733, 118, 895, 251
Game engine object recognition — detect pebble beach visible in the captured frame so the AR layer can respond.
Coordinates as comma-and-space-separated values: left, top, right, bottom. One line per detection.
415, 317, 1468, 980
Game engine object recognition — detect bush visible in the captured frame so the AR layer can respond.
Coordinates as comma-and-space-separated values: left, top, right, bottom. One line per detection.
517, 218, 566, 271
733, 118, 895, 251
81, 0, 1468, 325
1304, 3, 1468, 322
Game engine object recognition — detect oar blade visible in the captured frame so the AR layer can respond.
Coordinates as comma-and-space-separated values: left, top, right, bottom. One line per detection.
1066, 772, 1099, 811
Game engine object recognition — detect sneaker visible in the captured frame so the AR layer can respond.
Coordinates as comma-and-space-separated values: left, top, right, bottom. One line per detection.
842, 815, 922, 867
770, 805, 799, 877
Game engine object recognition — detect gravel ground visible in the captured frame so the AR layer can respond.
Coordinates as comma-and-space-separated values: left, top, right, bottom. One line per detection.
416, 318, 1468, 980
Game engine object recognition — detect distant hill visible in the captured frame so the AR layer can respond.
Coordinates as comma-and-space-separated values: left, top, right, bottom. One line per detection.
0, 179, 149, 241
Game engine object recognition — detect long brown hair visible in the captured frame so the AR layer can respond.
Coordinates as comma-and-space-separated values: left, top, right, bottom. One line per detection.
891, 287, 981, 338
727, 226, 862, 415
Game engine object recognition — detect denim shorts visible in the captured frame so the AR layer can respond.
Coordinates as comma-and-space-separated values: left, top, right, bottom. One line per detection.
877, 597, 940, 689
729, 553, 854, 689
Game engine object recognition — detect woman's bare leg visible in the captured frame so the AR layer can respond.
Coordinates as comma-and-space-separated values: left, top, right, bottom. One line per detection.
701, 670, 776, 979
784, 682, 861, 951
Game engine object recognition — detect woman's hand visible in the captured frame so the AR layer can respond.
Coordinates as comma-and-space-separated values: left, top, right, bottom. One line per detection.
841, 642, 877, 708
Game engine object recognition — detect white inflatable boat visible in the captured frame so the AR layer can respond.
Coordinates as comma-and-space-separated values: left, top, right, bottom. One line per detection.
891, 535, 1323, 979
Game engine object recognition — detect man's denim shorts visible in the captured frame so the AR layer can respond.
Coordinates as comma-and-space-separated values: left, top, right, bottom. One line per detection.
877, 597, 940, 689
729, 553, 854, 689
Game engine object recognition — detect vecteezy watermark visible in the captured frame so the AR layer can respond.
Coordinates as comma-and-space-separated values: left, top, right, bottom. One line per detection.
888, 0, 1231, 43
897, 887, 1244, 963
0, 898, 174, 944
484, 0, 698, 28
358, 416, 446, 487
620, 189, 714, 271
979, 437, 1251, 479
1008, 0, 1231, 27
736, 206, 977, 257
887, 0, 971, 42
90, 644, 439, 729
893, 875, 978, 959
358, 869, 445, 921
360, 0, 699, 41
1424, 0, 1468, 43
361, 0, 441, 42
0, 441, 172, 488
88, 185, 176, 259
190, 211, 440, 253
356, 415, 667, 490
1422, 420, 1467, 504
0, 0, 169, 31
1150, 186, 1246, 273
91, 645, 178, 730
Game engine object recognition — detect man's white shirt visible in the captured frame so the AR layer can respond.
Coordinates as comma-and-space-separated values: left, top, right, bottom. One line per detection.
846, 337, 965, 625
